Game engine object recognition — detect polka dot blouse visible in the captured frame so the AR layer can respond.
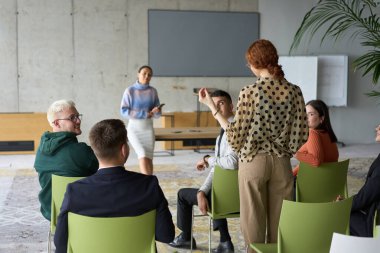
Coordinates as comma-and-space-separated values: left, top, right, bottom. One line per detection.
226, 77, 309, 163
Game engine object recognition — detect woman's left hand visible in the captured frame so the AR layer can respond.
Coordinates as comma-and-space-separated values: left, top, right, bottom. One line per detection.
151, 106, 160, 114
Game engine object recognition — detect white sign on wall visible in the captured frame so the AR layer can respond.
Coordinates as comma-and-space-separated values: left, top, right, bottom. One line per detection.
279, 55, 348, 106
279, 56, 318, 104
317, 55, 348, 107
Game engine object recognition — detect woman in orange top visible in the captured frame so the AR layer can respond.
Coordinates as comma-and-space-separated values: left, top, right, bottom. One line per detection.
293, 99, 339, 176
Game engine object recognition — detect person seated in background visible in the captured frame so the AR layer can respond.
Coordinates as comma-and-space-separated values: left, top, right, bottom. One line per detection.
34, 100, 98, 221
293, 99, 339, 176
169, 90, 238, 253
54, 119, 174, 253
350, 124, 380, 237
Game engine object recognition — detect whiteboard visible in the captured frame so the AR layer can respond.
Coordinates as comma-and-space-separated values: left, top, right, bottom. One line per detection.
279, 56, 318, 104
317, 55, 348, 106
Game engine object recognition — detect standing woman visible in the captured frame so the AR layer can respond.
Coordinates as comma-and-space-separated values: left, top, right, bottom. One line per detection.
293, 99, 339, 176
198, 39, 308, 252
120, 65, 161, 175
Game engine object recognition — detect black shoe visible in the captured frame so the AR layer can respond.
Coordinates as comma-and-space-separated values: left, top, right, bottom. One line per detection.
168, 233, 197, 249
212, 240, 234, 253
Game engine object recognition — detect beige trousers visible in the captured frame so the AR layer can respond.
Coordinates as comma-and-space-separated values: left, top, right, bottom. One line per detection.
239, 154, 293, 253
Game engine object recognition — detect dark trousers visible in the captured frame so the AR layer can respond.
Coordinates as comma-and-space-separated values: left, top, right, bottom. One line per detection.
177, 188, 230, 241
350, 211, 371, 237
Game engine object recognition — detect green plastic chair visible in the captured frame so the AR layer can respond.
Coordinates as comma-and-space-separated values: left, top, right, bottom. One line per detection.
250, 197, 353, 253
47, 175, 84, 253
296, 159, 349, 203
67, 209, 156, 253
190, 165, 239, 252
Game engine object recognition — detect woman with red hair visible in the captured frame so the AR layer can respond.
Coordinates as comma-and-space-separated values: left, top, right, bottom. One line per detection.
199, 39, 308, 252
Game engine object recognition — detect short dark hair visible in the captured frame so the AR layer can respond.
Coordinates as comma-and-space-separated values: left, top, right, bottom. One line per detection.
210, 89, 232, 104
89, 119, 127, 160
138, 65, 153, 75
306, 99, 338, 143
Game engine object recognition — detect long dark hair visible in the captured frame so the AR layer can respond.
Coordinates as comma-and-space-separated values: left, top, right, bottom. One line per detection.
307, 100, 338, 143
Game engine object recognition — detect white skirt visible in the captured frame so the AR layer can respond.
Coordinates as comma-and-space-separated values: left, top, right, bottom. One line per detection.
127, 119, 155, 159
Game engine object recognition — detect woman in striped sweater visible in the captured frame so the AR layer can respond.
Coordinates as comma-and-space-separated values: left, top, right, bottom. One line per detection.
120, 65, 162, 175
293, 99, 339, 176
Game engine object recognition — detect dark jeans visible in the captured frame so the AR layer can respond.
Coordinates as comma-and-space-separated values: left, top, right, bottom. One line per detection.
176, 188, 230, 241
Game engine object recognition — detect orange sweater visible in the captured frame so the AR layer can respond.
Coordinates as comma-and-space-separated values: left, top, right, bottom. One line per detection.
293, 129, 339, 176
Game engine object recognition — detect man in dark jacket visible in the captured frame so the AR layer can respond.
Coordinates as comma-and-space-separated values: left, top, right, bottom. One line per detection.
34, 100, 98, 221
350, 124, 380, 237
54, 119, 174, 253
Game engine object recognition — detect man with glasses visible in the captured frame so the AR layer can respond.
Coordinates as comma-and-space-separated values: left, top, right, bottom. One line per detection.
34, 100, 98, 221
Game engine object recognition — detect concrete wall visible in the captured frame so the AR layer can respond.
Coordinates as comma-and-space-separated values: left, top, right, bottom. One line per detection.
0, 0, 257, 142
0, 0, 379, 144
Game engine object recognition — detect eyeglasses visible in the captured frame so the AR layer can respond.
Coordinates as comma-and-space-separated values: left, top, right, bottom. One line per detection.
54, 114, 82, 123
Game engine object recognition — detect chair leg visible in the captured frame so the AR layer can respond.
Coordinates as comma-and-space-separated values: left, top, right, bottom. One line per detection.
47, 230, 51, 253
209, 216, 212, 253
191, 207, 194, 253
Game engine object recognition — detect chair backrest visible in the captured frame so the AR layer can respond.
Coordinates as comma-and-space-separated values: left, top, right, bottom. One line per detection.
67, 210, 156, 253
329, 232, 380, 253
210, 165, 239, 218
296, 159, 349, 203
50, 175, 84, 233
278, 198, 352, 253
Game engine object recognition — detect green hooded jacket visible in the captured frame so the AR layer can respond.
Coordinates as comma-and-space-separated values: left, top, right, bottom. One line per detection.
34, 131, 98, 220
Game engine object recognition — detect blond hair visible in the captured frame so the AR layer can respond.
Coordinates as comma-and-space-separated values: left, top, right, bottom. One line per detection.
47, 100, 76, 125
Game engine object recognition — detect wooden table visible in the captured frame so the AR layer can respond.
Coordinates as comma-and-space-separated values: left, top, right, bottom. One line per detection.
154, 127, 220, 155
155, 127, 219, 140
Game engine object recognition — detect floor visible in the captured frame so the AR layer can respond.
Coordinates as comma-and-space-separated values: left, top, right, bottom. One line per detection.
0, 143, 378, 253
